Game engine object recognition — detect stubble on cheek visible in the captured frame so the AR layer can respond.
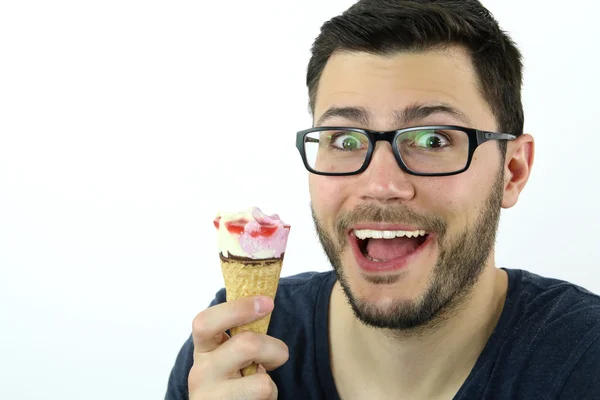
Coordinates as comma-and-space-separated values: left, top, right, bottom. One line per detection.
309, 176, 349, 237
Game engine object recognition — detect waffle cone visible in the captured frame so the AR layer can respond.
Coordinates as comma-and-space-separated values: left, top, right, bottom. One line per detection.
220, 255, 283, 376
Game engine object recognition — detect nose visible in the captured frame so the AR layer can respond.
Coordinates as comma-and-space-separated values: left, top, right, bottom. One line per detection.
358, 142, 416, 204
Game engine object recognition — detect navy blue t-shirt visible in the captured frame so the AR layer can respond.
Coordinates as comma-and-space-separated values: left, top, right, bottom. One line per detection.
165, 268, 600, 399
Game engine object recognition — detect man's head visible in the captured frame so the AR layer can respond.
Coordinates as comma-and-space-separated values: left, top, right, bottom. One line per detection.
307, 0, 525, 151
301, 0, 534, 333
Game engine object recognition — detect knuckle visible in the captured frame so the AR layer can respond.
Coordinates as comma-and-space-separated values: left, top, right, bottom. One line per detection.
191, 353, 212, 376
278, 340, 290, 361
187, 363, 207, 390
234, 331, 262, 357
250, 374, 275, 399
191, 313, 213, 341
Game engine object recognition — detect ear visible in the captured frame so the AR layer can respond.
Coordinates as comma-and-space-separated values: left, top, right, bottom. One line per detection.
502, 133, 535, 209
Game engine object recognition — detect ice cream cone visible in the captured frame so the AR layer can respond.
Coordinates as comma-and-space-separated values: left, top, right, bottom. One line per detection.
220, 255, 283, 376
214, 207, 290, 377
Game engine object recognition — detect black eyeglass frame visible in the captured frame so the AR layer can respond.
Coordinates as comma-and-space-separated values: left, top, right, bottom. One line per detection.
295, 125, 517, 177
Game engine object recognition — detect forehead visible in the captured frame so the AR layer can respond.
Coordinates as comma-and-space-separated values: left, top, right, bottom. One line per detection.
313, 47, 493, 128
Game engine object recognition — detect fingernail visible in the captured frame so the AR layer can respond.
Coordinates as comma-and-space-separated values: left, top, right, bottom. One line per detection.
254, 297, 270, 314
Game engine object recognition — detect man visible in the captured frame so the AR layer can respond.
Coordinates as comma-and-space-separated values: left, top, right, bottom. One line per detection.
166, 0, 600, 398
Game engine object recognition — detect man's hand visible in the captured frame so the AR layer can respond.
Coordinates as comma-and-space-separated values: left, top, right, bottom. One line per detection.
188, 296, 289, 400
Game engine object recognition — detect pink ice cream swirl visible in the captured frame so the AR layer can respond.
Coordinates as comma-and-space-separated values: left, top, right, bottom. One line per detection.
215, 207, 290, 259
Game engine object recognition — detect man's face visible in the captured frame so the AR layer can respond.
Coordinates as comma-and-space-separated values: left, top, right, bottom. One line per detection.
309, 47, 506, 332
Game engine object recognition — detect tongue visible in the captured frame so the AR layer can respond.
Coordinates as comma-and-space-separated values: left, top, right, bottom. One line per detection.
365, 237, 421, 261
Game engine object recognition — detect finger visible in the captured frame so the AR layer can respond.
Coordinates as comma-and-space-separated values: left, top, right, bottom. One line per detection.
192, 331, 230, 364
209, 330, 289, 377
227, 372, 278, 400
192, 296, 274, 354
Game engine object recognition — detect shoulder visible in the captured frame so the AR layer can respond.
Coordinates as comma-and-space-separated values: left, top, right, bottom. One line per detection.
506, 268, 600, 329
560, 332, 600, 398
495, 269, 600, 393
504, 268, 600, 339
460, 269, 600, 398
513, 267, 599, 299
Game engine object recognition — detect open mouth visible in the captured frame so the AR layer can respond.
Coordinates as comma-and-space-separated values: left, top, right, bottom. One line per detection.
350, 228, 432, 272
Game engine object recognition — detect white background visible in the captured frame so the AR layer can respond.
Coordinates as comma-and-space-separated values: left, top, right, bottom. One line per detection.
1, 1, 599, 399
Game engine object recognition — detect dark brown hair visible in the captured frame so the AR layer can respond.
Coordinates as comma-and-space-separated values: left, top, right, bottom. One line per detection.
307, 0, 524, 152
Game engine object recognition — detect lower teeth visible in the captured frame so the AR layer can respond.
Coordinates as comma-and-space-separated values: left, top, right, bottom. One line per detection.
366, 254, 385, 262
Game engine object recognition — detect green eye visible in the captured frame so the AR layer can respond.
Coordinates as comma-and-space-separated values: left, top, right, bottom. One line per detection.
329, 132, 366, 151
412, 130, 449, 149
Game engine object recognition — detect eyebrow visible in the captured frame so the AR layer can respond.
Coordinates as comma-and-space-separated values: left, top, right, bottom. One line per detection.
315, 103, 472, 127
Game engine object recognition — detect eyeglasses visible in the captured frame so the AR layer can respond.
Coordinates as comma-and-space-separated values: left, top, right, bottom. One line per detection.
295, 125, 517, 177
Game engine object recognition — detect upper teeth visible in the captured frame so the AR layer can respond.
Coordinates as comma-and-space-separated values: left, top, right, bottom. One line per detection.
353, 229, 427, 240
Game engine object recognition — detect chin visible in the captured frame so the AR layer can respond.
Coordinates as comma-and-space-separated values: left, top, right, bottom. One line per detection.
333, 245, 456, 331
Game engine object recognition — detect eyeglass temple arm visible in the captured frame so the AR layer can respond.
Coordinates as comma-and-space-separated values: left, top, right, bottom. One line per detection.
477, 130, 517, 143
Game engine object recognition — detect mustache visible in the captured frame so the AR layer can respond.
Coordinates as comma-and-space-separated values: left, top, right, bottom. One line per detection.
334, 203, 447, 243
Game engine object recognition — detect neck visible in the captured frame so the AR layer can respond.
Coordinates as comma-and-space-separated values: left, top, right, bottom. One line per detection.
331, 264, 508, 399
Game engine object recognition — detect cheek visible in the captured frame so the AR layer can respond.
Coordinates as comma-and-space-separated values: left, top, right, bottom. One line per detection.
422, 175, 483, 223
424, 167, 498, 232
309, 176, 347, 220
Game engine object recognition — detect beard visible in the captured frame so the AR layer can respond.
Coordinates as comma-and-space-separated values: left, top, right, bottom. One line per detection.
312, 169, 504, 334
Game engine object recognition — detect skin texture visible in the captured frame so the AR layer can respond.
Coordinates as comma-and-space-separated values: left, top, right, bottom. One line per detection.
309, 47, 534, 399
